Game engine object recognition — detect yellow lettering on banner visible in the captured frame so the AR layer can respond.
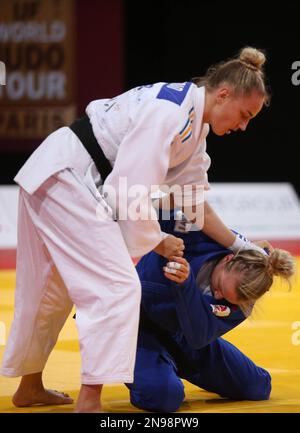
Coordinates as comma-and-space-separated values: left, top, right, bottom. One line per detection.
0, 105, 76, 139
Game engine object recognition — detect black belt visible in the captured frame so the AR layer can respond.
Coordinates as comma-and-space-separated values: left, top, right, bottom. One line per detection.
69, 115, 112, 183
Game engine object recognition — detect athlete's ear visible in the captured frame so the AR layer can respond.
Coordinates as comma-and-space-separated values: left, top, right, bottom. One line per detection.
216, 86, 230, 104
223, 253, 234, 263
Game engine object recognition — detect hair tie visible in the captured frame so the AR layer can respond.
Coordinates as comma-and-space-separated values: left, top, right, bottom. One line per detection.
239, 59, 259, 72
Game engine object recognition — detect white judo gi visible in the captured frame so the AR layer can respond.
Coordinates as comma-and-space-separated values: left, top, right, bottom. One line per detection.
1, 82, 211, 384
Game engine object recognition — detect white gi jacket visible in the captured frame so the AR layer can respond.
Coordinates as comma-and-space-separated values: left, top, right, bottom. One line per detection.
14, 82, 211, 257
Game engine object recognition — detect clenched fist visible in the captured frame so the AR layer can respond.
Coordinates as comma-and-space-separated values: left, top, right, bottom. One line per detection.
153, 235, 185, 260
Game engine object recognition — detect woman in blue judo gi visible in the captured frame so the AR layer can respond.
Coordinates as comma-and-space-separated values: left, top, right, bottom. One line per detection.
126, 208, 295, 412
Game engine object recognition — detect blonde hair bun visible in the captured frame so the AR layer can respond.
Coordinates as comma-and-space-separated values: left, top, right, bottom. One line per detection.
268, 248, 296, 278
239, 47, 266, 70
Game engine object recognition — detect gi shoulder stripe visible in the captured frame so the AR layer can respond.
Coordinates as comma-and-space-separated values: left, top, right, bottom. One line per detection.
179, 107, 195, 143
157, 82, 192, 106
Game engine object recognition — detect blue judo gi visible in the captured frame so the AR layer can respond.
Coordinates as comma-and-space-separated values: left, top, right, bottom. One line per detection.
126, 209, 271, 412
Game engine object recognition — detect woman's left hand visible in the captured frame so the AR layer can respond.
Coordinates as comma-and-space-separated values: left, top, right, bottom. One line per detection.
163, 256, 190, 284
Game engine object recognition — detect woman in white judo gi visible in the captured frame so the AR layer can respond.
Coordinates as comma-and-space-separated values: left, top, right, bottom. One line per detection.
1, 47, 271, 412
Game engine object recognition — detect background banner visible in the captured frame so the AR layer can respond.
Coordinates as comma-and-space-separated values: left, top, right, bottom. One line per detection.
0, 0, 76, 140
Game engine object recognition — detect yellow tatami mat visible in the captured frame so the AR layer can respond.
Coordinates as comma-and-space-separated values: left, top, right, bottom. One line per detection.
1, 259, 300, 413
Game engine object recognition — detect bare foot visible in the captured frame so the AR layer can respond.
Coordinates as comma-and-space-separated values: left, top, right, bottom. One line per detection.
12, 388, 74, 407
74, 383, 103, 413
74, 406, 104, 413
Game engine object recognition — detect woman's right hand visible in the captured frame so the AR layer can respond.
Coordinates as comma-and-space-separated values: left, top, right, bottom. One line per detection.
153, 235, 185, 259
163, 256, 190, 284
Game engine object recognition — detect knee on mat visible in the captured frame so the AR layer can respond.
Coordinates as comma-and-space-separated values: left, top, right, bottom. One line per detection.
130, 379, 185, 413
240, 369, 272, 401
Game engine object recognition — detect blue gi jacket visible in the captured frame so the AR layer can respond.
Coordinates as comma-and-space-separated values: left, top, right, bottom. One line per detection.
129, 210, 271, 408
136, 209, 246, 350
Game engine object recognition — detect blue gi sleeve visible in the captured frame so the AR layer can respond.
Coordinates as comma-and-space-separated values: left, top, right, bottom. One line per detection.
141, 270, 246, 350
169, 271, 246, 349
141, 280, 181, 333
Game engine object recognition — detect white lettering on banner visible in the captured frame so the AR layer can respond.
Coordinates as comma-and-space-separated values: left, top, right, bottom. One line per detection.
206, 183, 300, 240
0, 71, 66, 100
0, 21, 66, 43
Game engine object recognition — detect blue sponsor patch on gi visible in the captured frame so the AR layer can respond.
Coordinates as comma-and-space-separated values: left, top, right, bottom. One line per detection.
157, 82, 192, 106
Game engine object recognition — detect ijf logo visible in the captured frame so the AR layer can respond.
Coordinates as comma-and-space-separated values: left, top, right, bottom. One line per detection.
0, 61, 6, 85
167, 83, 186, 92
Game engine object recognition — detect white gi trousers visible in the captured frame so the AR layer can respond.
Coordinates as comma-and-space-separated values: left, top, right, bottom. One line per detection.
1, 166, 141, 384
